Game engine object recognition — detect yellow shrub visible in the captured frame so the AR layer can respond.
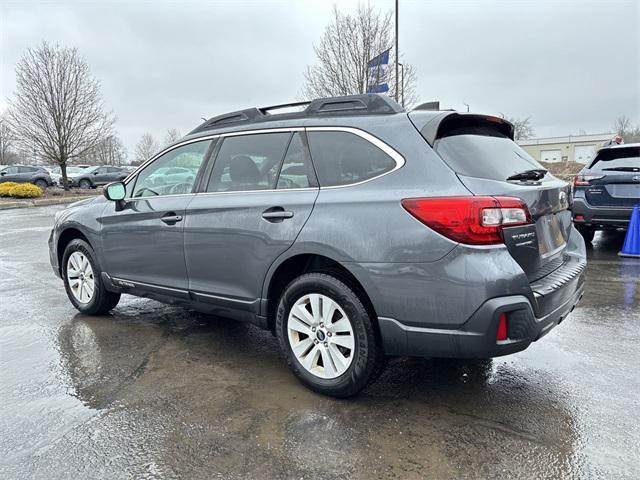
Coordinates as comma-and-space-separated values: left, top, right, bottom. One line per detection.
0, 182, 20, 197
7, 183, 43, 198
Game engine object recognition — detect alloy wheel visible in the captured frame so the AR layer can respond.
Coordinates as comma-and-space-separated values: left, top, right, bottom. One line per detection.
66, 251, 95, 304
287, 293, 355, 379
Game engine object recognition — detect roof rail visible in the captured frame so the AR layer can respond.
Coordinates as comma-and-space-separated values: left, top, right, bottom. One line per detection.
190, 94, 403, 134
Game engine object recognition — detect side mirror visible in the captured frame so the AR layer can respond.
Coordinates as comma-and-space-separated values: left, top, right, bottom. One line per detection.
0, 171, 5, 176
104, 181, 126, 201
93, 171, 99, 175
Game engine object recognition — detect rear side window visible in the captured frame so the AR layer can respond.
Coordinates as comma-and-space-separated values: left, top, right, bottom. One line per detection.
207, 133, 290, 192
434, 135, 544, 181
307, 131, 396, 186
589, 147, 640, 171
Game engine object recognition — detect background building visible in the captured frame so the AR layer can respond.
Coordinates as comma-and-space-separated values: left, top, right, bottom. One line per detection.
518, 133, 614, 164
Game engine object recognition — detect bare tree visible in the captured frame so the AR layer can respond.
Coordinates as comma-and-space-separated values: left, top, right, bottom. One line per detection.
134, 133, 160, 165
81, 134, 127, 166
506, 116, 535, 141
163, 128, 182, 147
302, 4, 418, 107
0, 114, 16, 164
6, 42, 114, 188
613, 116, 640, 143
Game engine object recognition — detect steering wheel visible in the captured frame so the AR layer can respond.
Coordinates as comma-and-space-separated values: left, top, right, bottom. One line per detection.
134, 187, 159, 197
169, 182, 193, 195
277, 177, 300, 189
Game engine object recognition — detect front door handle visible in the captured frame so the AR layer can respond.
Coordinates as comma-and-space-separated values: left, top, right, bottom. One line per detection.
161, 213, 183, 225
262, 207, 294, 222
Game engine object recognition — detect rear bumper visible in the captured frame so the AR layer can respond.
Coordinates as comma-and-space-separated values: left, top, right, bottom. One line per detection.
59, 179, 79, 188
572, 197, 634, 228
379, 275, 584, 358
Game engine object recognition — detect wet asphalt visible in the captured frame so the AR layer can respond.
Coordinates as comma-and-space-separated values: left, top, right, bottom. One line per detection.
0, 205, 638, 480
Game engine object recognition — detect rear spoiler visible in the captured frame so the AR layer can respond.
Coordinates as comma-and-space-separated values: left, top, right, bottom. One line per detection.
408, 111, 515, 146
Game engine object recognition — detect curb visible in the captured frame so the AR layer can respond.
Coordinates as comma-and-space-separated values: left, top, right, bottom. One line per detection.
0, 196, 96, 210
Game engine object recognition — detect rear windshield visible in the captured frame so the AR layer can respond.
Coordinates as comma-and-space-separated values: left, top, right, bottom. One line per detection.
434, 134, 545, 181
589, 147, 640, 171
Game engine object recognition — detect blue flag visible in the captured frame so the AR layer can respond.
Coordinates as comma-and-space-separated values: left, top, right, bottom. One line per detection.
366, 49, 390, 94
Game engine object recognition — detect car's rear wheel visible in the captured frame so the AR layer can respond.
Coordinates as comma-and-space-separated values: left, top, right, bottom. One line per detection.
79, 179, 92, 189
34, 179, 48, 190
576, 224, 595, 243
62, 239, 120, 315
275, 272, 385, 397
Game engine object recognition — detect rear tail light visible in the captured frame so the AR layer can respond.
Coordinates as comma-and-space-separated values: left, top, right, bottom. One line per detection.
401, 196, 532, 245
573, 174, 604, 186
496, 313, 508, 341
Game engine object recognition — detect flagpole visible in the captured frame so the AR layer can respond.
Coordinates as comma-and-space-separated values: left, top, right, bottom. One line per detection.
395, 0, 399, 102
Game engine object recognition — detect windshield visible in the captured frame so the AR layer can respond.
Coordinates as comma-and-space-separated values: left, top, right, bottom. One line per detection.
434, 134, 544, 181
589, 147, 640, 171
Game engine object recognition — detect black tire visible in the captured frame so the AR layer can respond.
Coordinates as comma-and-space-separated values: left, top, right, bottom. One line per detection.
275, 272, 386, 397
79, 179, 92, 189
576, 224, 595, 243
62, 238, 120, 315
34, 179, 48, 190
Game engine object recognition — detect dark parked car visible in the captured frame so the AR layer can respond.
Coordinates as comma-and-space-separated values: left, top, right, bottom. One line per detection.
66, 165, 128, 189
0, 165, 53, 189
49, 94, 586, 397
572, 143, 640, 242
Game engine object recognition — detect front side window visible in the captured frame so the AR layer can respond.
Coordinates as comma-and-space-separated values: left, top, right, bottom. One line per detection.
307, 131, 397, 187
3, 166, 19, 174
207, 132, 290, 192
131, 140, 211, 198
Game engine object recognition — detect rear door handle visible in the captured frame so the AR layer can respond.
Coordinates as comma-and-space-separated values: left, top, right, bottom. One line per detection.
161, 213, 183, 225
262, 207, 294, 222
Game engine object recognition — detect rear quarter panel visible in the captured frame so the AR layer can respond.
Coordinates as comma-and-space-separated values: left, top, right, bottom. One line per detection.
295, 115, 468, 264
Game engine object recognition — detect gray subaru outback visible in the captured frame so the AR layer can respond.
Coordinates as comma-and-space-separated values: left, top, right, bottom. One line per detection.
49, 94, 586, 397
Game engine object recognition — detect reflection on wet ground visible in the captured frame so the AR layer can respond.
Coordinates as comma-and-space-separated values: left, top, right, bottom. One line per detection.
1, 206, 638, 479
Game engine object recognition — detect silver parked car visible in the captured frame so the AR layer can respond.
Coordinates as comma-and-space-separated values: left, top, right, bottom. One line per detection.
0, 165, 54, 189
48, 94, 586, 397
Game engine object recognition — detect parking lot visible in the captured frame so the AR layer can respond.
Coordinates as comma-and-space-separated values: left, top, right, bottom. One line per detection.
0, 204, 638, 479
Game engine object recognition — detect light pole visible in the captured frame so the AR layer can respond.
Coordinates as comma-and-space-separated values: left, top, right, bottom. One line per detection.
463, 103, 470, 112
398, 63, 405, 107
395, 0, 399, 103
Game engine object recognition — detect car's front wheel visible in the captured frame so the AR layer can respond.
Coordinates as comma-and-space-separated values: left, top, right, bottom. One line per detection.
275, 272, 385, 397
34, 179, 48, 190
62, 239, 120, 315
78, 179, 92, 189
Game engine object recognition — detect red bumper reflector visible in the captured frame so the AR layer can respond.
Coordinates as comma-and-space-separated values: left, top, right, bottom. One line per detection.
496, 313, 508, 341
575, 215, 584, 221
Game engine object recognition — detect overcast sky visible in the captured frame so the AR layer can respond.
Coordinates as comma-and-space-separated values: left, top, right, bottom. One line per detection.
1, 0, 639, 157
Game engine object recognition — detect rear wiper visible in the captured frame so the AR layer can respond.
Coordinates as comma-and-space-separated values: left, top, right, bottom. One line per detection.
602, 166, 640, 172
506, 169, 548, 181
